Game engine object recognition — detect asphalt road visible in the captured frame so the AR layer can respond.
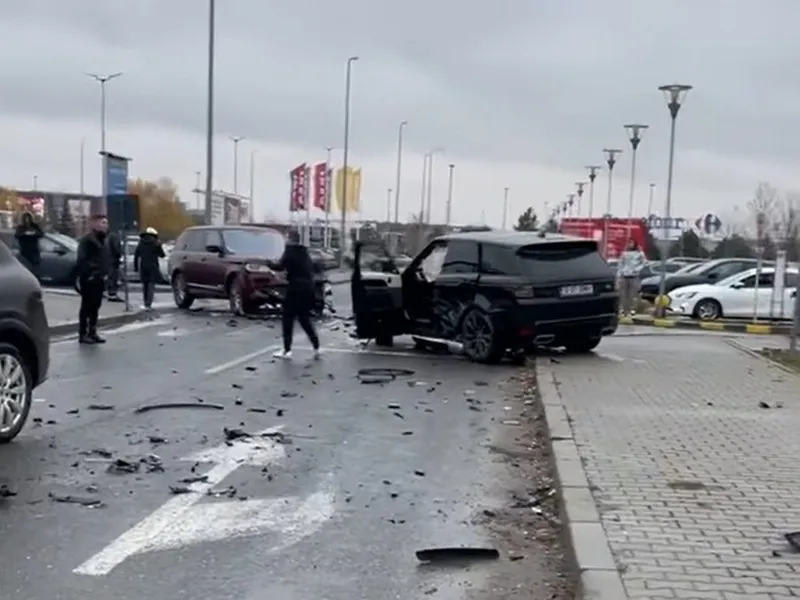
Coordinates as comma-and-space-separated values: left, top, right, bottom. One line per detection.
0, 302, 567, 600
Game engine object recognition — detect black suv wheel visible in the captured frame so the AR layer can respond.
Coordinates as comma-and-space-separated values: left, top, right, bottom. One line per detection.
563, 336, 601, 354
461, 308, 503, 364
172, 272, 195, 309
0, 341, 34, 444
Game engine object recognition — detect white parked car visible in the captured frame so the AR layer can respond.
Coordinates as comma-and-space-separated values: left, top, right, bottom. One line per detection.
669, 266, 798, 321
123, 237, 170, 284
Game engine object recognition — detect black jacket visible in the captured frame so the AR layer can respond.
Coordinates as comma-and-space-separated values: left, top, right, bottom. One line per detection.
77, 231, 109, 280
277, 244, 315, 293
134, 233, 165, 278
14, 218, 43, 263
106, 232, 122, 265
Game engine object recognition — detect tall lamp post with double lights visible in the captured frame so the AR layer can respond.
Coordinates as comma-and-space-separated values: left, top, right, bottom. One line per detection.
339, 56, 359, 267
585, 165, 601, 219
623, 124, 648, 245
575, 182, 586, 216
601, 149, 623, 259
86, 71, 123, 214
655, 84, 692, 316
393, 120, 407, 223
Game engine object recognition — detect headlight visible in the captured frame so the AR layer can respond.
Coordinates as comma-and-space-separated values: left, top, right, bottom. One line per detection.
674, 291, 696, 299
244, 263, 273, 274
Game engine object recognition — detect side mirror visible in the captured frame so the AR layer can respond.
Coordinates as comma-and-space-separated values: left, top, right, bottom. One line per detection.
205, 244, 223, 255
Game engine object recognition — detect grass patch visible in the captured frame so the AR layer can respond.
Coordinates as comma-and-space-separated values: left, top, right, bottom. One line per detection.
758, 348, 800, 373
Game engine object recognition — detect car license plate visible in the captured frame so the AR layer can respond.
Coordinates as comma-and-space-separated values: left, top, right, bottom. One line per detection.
560, 284, 594, 297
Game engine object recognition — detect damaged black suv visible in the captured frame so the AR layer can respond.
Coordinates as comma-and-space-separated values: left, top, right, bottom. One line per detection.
350, 231, 619, 363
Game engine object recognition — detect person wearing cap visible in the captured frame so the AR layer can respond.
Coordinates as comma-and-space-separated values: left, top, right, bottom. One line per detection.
133, 227, 166, 310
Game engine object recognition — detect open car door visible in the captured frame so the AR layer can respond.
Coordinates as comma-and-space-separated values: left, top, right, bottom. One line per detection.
350, 241, 407, 340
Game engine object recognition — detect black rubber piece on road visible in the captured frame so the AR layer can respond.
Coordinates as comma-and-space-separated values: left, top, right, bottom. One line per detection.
785, 531, 800, 551
356, 367, 416, 385
415, 547, 500, 563
134, 402, 225, 414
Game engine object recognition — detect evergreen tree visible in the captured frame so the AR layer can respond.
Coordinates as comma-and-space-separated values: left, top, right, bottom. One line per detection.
514, 207, 539, 231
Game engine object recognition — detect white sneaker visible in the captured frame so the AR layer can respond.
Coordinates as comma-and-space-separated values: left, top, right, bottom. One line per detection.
272, 349, 292, 359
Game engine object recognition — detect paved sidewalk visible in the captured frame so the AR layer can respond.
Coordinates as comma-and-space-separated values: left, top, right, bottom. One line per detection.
44, 290, 173, 333
539, 335, 800, 599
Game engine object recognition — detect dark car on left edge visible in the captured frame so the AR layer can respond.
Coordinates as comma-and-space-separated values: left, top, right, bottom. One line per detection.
350, 231, 619, 363
0, 237, 50, 443
168, 225, 330, 316
0, 230, 81, 288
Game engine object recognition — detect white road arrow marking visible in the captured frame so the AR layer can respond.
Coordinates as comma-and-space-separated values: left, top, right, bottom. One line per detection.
73, 427, 336, 576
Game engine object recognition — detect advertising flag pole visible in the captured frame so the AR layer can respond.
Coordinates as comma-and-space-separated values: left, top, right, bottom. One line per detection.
304, 165, 311, 245
324, 147, 333, 248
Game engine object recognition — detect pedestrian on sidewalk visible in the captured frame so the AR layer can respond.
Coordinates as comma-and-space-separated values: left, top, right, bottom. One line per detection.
617, 238, 647, 317
133, 227, 165, 310
105, 230, 123, 302
76, 215, 109, 344
272, 230, 321, 360
14, 212, 43, 280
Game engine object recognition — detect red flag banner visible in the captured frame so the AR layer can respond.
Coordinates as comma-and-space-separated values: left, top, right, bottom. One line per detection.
289, 163, 308, 212
312, 162, 327, 210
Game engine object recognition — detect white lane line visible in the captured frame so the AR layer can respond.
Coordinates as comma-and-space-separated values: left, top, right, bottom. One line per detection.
204, 344, 282, 375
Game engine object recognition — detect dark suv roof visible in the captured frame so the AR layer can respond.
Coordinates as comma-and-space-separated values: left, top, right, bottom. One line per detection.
436, 230, 585, 248
182, 225, 277, 232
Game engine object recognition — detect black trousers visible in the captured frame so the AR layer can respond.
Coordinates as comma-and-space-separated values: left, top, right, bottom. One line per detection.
282, 290, 320, 352
141, 274, 156, 308
79, 276, 105, 337
19, 255, 40, 280
107, 262, 120, 296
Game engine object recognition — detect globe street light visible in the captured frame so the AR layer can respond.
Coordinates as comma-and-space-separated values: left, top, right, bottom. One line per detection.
575, 182, 586, 216
339, 55, 359, 267
584, 165, 601, 219
623, 124, 648, 245
602, 149, 623, 259
655, 83, 692, 314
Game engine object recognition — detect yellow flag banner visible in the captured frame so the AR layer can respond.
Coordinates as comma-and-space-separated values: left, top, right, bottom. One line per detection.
334, 166, 362, 213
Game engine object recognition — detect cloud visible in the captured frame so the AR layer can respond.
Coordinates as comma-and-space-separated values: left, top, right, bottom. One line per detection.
0, 0, 798, 228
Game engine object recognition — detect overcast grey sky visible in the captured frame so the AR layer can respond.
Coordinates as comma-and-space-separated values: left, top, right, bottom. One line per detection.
0, 0, 797, 226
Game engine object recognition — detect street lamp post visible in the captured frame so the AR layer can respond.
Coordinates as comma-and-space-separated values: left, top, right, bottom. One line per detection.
386, 188, 393, 222
601, 149, 623, 259
445, 163, 455, 227
655, 84, 692, 315
393, 121, 407, 223
230, 136, 245, 196
339, 56, 359, 267
195, 171, 202, 210
647, 183, 655, 215
419, 153, 429, 224
324, 146, 334, 248
585, 165, 601, 219
566, 193, 575, 217
86, 71, 123, 214
623, 124, 648, 245
248, 149, 256, 223
575, 182, 586, 216
423, 147, 445, 224
502, 187, 509, 229
204, 0, 216, 226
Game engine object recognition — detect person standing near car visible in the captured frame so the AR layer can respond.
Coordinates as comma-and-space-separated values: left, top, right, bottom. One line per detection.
617, 238, 647, 317
133, 227, 165, 310
14, 211, 43, 280
76, 215, 109, 344
105, 230, 123, 302
272, 230, 321, 359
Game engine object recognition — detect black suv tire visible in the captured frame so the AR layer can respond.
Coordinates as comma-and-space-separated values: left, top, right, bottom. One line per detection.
461, 308, 504, 364
172, 271, 195, 309
228, 277, 257, 316
0, 341, 34, 444
563, 336, 601, 354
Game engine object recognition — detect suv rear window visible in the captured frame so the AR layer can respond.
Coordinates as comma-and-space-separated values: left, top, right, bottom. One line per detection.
516, 241, 608, 281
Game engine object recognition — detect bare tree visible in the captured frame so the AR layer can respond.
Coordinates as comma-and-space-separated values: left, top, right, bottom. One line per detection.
774, 192, 800, 260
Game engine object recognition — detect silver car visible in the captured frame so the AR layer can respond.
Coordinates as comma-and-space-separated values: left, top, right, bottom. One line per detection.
123, 237, 170, 283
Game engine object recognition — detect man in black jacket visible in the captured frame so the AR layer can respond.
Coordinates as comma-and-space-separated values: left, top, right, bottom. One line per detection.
272, 230, 320, 359
76, 215, 110, 344
134, 227, 165, 309
14, 212, 43, 279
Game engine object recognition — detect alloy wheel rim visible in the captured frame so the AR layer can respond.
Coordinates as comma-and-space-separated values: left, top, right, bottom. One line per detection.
698, 302, 717, 320
231, 286, 242, 313
173, 275, 185, 303
463, 313, 491, 357
0, 353, 27, 435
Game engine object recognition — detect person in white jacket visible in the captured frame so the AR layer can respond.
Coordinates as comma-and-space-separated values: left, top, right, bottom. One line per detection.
616, 239, 647, 316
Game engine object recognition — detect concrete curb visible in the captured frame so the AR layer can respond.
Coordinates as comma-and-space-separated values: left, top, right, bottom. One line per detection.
49, 305, 178, 337
536, 362, 628, 600
724, 338, 800, 378
619, 314, 789, 335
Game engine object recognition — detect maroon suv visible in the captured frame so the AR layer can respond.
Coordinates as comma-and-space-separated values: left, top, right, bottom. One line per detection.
168, 226, 329, 316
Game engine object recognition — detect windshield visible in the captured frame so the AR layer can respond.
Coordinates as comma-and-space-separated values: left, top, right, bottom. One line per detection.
48, 232, 79, 251
674, 262, 706, 274
517, 241, 608, 281
222, 229, 285, 259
